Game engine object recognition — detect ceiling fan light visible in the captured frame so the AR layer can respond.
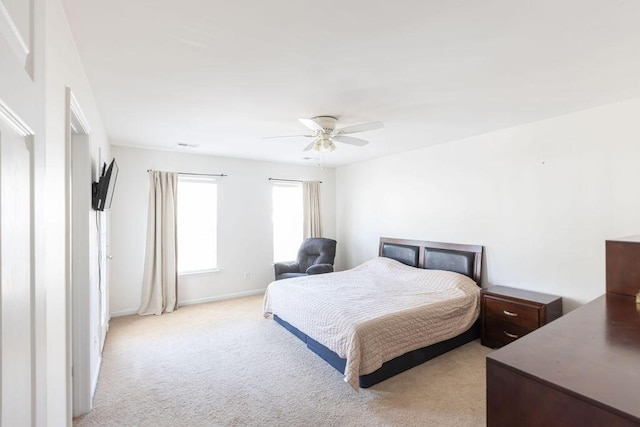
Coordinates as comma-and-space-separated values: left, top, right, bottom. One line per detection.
312, 138, 336, 152
323, 139, 336, 152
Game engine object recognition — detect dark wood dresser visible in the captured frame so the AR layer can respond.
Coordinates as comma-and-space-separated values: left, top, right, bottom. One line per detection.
486, 237, 640, 426
481, 286, 562, 348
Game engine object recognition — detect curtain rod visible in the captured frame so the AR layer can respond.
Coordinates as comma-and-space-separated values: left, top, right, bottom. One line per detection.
147, 170, 228, 177
269, 178, 322, 184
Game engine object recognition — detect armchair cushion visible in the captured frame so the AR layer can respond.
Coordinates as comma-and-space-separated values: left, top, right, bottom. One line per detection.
306, 263, 334, 275
276, 272, 307, 280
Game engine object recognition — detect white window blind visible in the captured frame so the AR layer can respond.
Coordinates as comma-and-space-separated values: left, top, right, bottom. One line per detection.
177, 176, 218, 274
272, 181, 303, 262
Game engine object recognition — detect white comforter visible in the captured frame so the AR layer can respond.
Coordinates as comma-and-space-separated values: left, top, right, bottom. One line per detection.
263, 257, 480, 389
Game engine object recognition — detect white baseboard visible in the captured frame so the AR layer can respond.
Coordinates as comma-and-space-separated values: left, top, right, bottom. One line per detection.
178, 289, 266, 307
91, 355, 101, 406
109, 288, 266, 318
110, 308, 138, 317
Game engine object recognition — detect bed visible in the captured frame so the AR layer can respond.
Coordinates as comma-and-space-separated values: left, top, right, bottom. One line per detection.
263, 237, 484, 389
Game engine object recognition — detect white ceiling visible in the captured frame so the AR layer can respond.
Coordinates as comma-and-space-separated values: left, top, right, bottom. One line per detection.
61, 0, 640, 167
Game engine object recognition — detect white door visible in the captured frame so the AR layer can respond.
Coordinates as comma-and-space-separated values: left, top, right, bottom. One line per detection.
0, 0, 41, 424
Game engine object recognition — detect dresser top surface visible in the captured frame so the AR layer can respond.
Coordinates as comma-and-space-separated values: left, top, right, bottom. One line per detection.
607, 235, 640, 243
487, 293, 640, 420
482, 285, 561, 305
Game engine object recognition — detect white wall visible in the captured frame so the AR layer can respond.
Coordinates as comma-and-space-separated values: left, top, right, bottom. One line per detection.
336, 97, 640, 312
45, 0, 111, 423
109, 146, 336, 316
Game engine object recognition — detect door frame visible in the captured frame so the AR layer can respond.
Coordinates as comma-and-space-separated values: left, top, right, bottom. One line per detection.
65, 88, 91, 417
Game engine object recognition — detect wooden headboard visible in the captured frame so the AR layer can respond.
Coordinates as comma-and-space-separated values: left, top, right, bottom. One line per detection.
378, 237, 483, 285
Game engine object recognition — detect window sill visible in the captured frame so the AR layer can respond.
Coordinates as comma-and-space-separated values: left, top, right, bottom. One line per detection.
178, 268, 220, 277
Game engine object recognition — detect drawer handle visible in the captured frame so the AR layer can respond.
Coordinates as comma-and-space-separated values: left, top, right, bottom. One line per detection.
503, 310, 518, 317
504, 331, 519, 339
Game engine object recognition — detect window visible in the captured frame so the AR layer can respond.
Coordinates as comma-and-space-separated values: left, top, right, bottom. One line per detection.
177, 176, 218, 274
272, 182, 303, 262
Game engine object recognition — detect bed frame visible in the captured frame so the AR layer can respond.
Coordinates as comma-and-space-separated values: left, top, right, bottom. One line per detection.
274, 237, 484, 388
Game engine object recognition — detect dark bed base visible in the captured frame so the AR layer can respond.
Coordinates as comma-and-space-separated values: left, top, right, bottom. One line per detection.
274, 314, 481, 388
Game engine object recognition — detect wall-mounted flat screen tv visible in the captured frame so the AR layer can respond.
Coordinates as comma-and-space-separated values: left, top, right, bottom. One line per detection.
92, 159, 119, 211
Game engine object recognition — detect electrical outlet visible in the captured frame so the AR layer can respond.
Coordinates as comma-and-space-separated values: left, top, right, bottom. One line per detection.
243, 272, 250, 280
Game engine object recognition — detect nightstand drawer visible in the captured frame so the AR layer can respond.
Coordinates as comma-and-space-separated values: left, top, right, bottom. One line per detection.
484, 318, 535, 347
484, 296, 539, 329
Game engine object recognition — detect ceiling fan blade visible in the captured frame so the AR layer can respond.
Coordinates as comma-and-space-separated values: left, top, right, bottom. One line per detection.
332, 135, 369, 146
335, 121, 383, 135
262, 134, 314, 139
302, 138, 320, 152
298, 118, 324, 132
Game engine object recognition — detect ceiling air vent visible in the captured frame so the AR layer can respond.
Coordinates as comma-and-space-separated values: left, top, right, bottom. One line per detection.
177, 142, 200, 148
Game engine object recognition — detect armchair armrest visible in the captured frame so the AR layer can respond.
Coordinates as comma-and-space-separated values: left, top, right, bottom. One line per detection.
274, 261, 300, 276
306, 263, 334, 275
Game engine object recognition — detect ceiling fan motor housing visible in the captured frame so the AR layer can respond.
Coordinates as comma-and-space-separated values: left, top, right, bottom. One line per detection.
312, 116, 338, 133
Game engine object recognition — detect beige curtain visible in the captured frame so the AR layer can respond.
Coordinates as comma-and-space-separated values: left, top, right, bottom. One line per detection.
138, 171, 179, 315
303, 181, 322, 238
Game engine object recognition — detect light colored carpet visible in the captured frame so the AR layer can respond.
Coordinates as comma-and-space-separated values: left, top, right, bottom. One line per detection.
74, 294, 493, 427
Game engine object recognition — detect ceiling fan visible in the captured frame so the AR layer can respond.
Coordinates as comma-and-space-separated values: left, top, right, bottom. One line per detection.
264, 116, 383, 152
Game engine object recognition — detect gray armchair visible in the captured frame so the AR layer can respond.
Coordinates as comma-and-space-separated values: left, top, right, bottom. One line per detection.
274, 238, 337, 280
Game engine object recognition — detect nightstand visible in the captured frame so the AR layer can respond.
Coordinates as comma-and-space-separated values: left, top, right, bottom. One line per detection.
481, 285, 562, 348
